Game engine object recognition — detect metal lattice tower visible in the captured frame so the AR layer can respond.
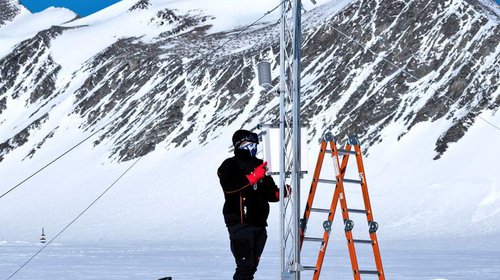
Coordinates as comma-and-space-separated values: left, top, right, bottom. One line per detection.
279, 0, 302, 279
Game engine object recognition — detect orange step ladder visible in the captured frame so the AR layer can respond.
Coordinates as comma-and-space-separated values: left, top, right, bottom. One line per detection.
299, 133, 385, 280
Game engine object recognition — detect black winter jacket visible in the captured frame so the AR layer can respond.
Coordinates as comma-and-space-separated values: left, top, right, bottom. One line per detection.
217, 149, 279, 227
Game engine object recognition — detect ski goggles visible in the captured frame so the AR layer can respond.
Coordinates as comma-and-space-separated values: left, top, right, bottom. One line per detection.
234, 133, 259, 148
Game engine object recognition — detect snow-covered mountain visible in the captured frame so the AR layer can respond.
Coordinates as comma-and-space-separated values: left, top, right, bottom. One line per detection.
0, 0, 499, 242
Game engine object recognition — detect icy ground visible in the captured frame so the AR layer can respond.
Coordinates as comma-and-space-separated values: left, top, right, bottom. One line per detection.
1, 236, 500, 279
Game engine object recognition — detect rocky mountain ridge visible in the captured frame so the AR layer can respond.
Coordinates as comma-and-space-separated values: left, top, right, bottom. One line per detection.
0, 0, 499, 163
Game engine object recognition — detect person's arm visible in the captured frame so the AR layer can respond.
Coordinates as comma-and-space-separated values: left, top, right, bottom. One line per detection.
260, 175, 292, 202
259, 176, 278, 202
217, 160, 267, 194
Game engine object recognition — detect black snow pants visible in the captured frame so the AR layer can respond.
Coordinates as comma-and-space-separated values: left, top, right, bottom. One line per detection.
227, 224, 268, 280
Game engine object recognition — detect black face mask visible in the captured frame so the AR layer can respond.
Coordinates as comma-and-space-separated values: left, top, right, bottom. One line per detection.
239, 142, 257, 157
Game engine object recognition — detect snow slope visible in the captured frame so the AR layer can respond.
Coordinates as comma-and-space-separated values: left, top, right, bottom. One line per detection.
1, 107, 499, 242
0, 0, 499, 246
50, 0, 334, 73
0, 7, 76, 59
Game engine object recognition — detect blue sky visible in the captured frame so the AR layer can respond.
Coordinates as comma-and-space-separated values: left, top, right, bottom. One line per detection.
17, 0, 500, 17
20, 0, 122, 17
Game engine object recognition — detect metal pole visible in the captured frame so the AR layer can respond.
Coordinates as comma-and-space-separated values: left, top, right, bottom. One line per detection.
279, 0, 302, 279
279, 0, 287, 278
292, 1, 302, 279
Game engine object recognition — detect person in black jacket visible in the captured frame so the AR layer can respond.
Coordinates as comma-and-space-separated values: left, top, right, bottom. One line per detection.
217, 129, 281, 280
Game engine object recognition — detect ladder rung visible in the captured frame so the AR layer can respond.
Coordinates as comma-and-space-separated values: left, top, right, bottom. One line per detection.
338, 148, 357, 155
303, 266, 317, 271
359, 270, 380, 275
318, 178, 337, 184
304, 237, 324, 242
325, 149, 357, 155
343, 178, 362, 184
353, 239, 374, 244
311, 208, 330, 213
347, 208, 367, 214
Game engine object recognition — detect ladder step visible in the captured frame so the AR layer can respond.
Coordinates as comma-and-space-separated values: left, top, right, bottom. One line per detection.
318, 178, 337, 184
343, 178, 362, 184
303, 266, 317, 271
359, 270, 380, 275
311, 208, 330, 213
318, 178, 361, 184
338, 148, 357, 155
353, 239, 374, 244
325, 149, 357, 155
304, 237, 324, 242
347, 208, 367, 214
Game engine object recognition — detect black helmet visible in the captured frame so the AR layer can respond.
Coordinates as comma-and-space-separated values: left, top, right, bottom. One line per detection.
232, 130, 259, 148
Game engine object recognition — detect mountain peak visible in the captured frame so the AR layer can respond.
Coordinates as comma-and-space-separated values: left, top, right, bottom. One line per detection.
129, 0, 151, 12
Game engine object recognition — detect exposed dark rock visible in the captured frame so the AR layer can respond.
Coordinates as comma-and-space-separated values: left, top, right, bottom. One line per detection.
0, 97, 6, 115
0, 0, 20, 26
0, 113, 49, 162
152, 9, 180, 25
129, 0, 150, 11
0, 26, 65, 101
23, 127, 57, 160
434, 111, 476, 159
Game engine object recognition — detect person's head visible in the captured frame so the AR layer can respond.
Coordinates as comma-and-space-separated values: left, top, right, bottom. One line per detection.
232, 129, 259, 157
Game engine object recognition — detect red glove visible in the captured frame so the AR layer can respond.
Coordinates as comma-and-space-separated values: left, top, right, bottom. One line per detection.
246, 162, 267, 185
